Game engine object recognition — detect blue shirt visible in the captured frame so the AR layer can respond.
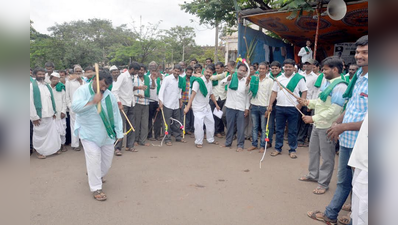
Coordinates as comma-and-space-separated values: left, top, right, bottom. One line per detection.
339, 68, 368, 148
71, 83, 123, 147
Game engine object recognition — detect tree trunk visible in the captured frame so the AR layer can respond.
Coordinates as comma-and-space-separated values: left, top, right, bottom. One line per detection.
214, 21, 219, 62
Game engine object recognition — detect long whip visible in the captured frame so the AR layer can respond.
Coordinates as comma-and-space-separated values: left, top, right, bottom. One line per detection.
260, 111, 271, 168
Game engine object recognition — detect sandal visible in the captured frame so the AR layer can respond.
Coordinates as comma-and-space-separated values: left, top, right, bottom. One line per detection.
342, 203, 351, 211
307, 211, 337, 225
208, 141, 219, 145
236, 147, 244, 152
196, 144, 203, 148
337, 213, 351, 225
247, 146, 257, 151
61, 145, 68, 152
126, 147, 138, 152
72, 147, 81, 151
258, 148, 265, 153
114, 149, 122, 156
93, 190, 107, 201
36, 153, 46, 159
166, 142, 172, 146
298, 176, 317, 182
101, 177, 106, 183
313, 186, 328, 195
289, 152, 297, 159
270, 150, 281, 156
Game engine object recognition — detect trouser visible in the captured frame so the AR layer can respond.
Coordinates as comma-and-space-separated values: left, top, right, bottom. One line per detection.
351, 168, 368, 225
148, 101, 162, 139
210, 98, 226, 134
193, 108, 215, 145
181, 102, 194, 133
30, 121, 33, 151
307, 127, 336, 188
297, 106, 311, 144
81, 139, 114, 192
134, 104, 149, 145
65, 111, 71, 145
251, 105, 267, 148
324, 146, 353, 220
275, 106, 298, 153
163, 106, 182, 143
225, 107, 245, 148
268, 101, 277, 145
244, 111, 252, 138
69, 111, 80, 148
115, 105, 135, 150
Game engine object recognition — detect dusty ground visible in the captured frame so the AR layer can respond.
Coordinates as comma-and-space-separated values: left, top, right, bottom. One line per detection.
30, 136, 350, 225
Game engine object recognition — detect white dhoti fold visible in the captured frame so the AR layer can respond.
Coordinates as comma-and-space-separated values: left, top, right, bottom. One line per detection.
33, 117, 61, 156
351, 168, 368, 225
70, 111, 80, 147
55, 118, 67, 145
193, 107, 215, 145
81, 139, 114, 192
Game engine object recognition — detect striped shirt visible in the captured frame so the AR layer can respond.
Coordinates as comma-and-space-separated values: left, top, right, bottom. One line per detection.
339, 68, 368, 148
181, 77, 191, 103
133, 75, 150, 105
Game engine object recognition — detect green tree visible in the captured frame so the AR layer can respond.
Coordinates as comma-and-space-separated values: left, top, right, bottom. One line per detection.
163, 26, 196, 63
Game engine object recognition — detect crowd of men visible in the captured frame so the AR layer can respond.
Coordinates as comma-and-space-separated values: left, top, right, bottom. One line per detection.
30, 35, 368, 225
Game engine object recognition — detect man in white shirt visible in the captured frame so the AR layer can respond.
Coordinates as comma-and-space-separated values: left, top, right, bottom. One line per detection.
66, 65, 85, 151
133, 64, 151, 147
220, 63, 250, 152
298, 61, 318, 147
209, 62, 227, 138
298, 40, 313, 64
180, 66, 195, 135
112, 62, 141, 155
267, 59, 308, 159
49, 72, 68, 152
30, 68, 62, 159
158, 65, 187, 146
247, 62, 273, 153
184, 65, 220, 148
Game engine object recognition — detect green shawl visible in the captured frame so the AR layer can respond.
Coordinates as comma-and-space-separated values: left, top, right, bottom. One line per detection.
342, 71, 359, 99
156, 77, 161, 95
315, 73, 348, 88
286, 73, 306, 92
269, 72, 282, 79
249, 75, 260, 98
178, 76, 186, 92
191, 77, 208, 97
31, 77, 57, 118
144, 75, 150, 97
89, 82, 116, 139
319, 78, 348, 102
212, 73, 218, 86
55, 82, 65, 92
304, 46, 310, 53
228, 72, 239, 90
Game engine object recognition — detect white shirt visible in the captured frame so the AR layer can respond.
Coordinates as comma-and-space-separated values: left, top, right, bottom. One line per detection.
158, 75, 181, 110
111, 70, 135, 107
348, 113, 368, 172
298, 46, 313, 63
192, 76, 212, 112
45, 73, 51, 84
148, 74, 159, 102
66, 78, 85, 110
221, 76, 250, 111
30, 81, 56, 121
212, 72, 227, 101
51, 85, 67, 120
133, 75, 150, 105
300, 71, 318, 100
250, 75, 274, 107
272, 74, 308, 107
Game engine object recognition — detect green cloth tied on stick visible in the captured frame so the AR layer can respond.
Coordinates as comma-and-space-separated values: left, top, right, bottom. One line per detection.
228, 72, 239, 90
89, 82, 115, 139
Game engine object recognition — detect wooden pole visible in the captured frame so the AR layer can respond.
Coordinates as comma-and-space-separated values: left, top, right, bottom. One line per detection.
94, 63, 101, 114
313, 2, 322, 61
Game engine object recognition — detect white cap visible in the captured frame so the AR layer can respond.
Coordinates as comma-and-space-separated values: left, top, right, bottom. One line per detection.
110, 65, 118, 71
51, 72, 60, 78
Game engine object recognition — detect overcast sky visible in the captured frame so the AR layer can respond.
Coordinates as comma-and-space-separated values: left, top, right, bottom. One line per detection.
30, 0, 216, 46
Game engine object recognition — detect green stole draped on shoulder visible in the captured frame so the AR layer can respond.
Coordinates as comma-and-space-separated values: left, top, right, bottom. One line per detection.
315, 73, 350, 89
304, 47, 310, 53
191, 77, 208, 97
178, 76, 186, 92
270, 72, 282, 79
318, 78, 348, 102
31, 77, 57, 118
144, 75, 150, 97
286, 73, 306, 93
55, 82, 65, 92
249, 75, 260, 98
212, 73, 218, 86
156, 77, 161, 95
89, 82, 116, 139
342, 71, 359, 99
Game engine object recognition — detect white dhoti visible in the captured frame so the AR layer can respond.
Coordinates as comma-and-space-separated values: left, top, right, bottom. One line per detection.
70, 111, 80, 147
351, 168, 368, 225
81, 139, 114, 192
193, 107, 215, 145
33, 117, 61, 156
55, 118, 67, 145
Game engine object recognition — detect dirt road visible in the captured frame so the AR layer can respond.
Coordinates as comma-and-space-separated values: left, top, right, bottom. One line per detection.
30, 137, 348, 225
